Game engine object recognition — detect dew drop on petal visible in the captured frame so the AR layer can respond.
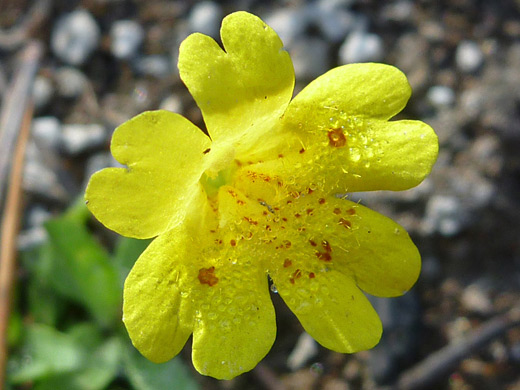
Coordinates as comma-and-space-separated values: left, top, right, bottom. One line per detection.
270, 284, 278, 293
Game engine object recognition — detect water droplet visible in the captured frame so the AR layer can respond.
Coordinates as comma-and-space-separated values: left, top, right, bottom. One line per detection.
270, 284, 278, 293
310, 362, 324, 375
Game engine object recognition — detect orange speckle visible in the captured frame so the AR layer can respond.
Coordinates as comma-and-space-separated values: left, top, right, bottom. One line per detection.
347, 208, 356, 215
328, 128, 347, 147
339, 218, 352, 229
278, 153, 284, 158
307, 188, 314, 194
263, 210, 269, 216
283, 259, 292, 268
299, 148, 305, 154
333, 207, 341, 214
306, 208, 314, 215
283, 240, 292, 248
198, 267, 219, 286
316, 252, 332, 262
322, 240, 332, 253
309, 239, 317, 247
237, 199, 245, 205
319, 198, 326, 204
228, 189, 237, 198
309, 272, 316, 278
282, 217, 288, 222
215, 239, 223, 244
294, 213, 301, 218
230, 239, 236, 246
203, 148, 211, 154
287, 200, 293, 204
243, 216, 258, 225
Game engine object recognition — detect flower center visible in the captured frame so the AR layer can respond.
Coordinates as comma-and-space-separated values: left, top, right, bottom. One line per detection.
200, 144, 236, 197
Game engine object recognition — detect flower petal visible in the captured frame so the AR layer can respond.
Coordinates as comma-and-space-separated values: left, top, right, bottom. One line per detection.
272, 269, 382, 353
246, 118, 437, 194
191, 259, 275, 380
85, 110, 211, 238
123, 228, 195, 363
284, 63, 412, 124
178, 11, 294, 143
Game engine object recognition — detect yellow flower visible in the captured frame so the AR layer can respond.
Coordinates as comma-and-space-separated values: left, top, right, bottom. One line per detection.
85, 11, 438, 379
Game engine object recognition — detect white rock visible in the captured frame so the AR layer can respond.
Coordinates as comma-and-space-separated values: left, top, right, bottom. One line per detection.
32, 76, 54, 110
61, 124, 106, 155
159, 94, 183, 113
51, 10, 101, 65
312, 0, 363, 43
55, 67, 87, 99
339, 30, 384, 64
290, 37, 330, 79
287, 332, 318, 371
456, 40, 484, 73
32, 117, 62, 150
188, 1, 223, 38
422, 195, 466, 236
427, 85, 455, 108
110, 20, 144, 60
264, 7, 308, 46
134, 55, 171, 78
461, 283, 493, 315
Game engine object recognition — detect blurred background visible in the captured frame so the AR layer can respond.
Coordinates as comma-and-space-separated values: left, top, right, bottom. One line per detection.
0, 0, 519, 389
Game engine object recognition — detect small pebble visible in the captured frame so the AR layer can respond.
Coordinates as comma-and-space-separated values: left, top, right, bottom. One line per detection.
290, 37, 330, 79
188, 1, 223, 38
134, 55, 172, 78
287, 332, 319, 371
427, 85, 456, 108
32, 117, 62, 150
313, 0, 362, 43
422, 195, 467, 236
339, 31, 384, 64
51, 10, 100, 66
264, 7, 308, 46
32, 76, 54, 111
159, 94, 183, 113
54, 67, 87, 99
61, 124, 107, 155
456, 40, 484, 73
110, 20, 145, 60
461, 282, 494, 315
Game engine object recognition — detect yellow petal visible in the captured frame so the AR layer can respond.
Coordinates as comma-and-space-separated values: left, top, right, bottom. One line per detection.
178, 11, 294, 145
248, 117, 437, 194
191, 258, 275, 380
284, 63, 411, 125
123, 228, 195, 363
85, 110, 211, 238
272, 268, 382, 352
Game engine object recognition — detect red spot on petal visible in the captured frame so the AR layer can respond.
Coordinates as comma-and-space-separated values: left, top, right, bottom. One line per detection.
322, 240, 332, 253
243, 217, 258, 225
347, 208, 356, 215
306, 208, 314, 215
294, 213, 301, 218
339, 218, 352, 229
282, 217, 288, 222
333, 208, 341, 215
299, 148, 305, 154
316, 252, 332, 262
278, 153, 284, 158
328, 128, 347, 147
309, 272, 316, 278
283, 259, 292, 268
319, 198, 326, 204
198, 267, 219, 286
230, 239, 236, 246
203, 148, 211, 154
309, 239, 317, 247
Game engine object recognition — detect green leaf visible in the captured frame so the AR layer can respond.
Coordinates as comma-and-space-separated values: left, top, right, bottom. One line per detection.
44, 212, 121, 327
9, 325, 85, 383
124, 346, 200, 390
8, 324, 122, 390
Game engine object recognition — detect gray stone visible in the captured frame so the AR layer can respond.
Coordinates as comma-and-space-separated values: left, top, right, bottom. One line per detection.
422, 195, 467, 236
110, 20, 145, 60
456, 40, 484, 73
312, 0, 363, 43
32, 75, 54, 111
461, 282, 494, 315
134, 55, 171, 78
290, 37, 330, 79
159, 94, 183, 113
51, 10, 101, 66
54, 67, 87, 99
264, 7, 308, 46
32, 117, 62, 150
339, 30, 384, 64
188, 1, 223, 38
61, 124, 107, 155
427, 85, 455, 108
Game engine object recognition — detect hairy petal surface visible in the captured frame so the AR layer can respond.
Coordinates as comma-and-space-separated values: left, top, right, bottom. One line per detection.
85, 111, 211, 238
178, 11, 294, 145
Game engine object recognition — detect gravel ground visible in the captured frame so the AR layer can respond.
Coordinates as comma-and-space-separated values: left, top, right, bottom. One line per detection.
1, 1, 520, 389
